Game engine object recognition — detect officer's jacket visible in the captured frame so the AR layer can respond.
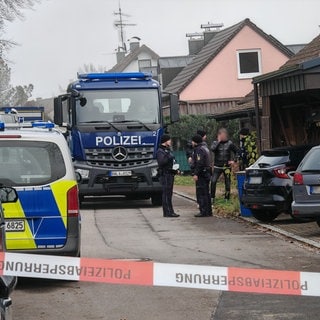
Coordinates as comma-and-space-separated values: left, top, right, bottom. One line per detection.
156, 145, 174, 173
211, 140, 239, 167
191, 143, 211, 176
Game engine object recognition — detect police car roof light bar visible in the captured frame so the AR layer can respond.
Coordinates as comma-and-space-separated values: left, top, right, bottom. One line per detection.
0, 121, 54, 131
78, 72, 152, 81
31, 122, 55, 129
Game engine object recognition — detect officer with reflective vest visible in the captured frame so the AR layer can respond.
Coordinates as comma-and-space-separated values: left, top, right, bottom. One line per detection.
191, 134, 212, 217
156, 134, 180, 218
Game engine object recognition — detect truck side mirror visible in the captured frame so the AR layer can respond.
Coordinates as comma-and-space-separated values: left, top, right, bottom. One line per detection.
0, 187, 18, 203
54, 96, 63, 126
170, 94, 180, 123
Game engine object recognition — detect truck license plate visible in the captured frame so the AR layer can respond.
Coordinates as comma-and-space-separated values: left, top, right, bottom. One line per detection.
5, 220, 25, 232
109, 171, 132, 177
249, 177, 262, 184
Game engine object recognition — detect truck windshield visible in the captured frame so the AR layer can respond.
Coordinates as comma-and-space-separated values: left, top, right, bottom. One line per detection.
76, 89, 160, 124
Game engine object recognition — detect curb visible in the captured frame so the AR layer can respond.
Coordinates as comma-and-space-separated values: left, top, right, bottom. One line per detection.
173, 190, 320, 250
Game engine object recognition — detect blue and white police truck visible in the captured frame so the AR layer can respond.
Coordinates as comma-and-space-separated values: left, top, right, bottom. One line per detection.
54, 72, 179, 205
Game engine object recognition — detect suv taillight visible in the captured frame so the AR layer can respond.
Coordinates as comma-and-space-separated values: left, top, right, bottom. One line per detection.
293, 172, 304, 185
273, 167, 290, 179
67, 185, 79, 217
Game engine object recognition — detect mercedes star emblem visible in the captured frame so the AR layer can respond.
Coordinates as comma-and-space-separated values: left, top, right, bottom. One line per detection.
112, 146, 128, 161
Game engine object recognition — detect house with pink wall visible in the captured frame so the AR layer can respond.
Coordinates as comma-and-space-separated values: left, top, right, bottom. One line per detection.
165, 19, 293, 116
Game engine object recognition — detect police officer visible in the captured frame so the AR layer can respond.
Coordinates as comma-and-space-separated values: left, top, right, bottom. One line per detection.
191, 134, 212, 217
186, 129, 208, 164
156, 134, 180, 218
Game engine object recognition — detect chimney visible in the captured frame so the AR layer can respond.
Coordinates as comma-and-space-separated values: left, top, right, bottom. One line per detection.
130, 41, 140, 52
188, 38, 204, 55
201, 22, 224, 46
203, 31, 218, 46
116, 51, 126, 63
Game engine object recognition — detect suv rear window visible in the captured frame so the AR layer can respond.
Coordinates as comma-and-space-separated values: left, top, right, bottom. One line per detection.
0, 141, 66, 186
252, 154, 289, 168
299, 148, 320, 172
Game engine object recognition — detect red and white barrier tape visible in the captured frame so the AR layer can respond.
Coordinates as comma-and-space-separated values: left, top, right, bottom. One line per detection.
0, 252, 318, 297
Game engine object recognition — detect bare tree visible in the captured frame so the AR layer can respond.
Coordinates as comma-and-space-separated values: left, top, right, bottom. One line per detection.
0, 58, 34, 106
78, 63, 106, 74
0, 0, 39, 54
0, 0, 39, 23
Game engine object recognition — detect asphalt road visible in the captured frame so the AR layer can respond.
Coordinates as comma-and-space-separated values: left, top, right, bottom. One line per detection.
13, 195, 320, 320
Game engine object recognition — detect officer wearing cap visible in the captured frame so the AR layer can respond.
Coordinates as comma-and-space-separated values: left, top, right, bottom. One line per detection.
191, 134, 212, 217
186, 129, 207, 164
156, 134, 180, 218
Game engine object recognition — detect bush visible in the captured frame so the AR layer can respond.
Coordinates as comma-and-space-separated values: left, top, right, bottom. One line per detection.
168, 115, 240, 150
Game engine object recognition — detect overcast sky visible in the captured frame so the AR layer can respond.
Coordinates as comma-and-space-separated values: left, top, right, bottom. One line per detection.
4, 0, 320, 99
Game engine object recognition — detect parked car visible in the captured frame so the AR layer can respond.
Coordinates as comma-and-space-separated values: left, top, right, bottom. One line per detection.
242, 145, 313, 222
292, 146, 320, 226
0, 186, 19, 320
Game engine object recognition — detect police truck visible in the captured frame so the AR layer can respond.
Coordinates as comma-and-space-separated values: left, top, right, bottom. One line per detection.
54, 72, 179, 205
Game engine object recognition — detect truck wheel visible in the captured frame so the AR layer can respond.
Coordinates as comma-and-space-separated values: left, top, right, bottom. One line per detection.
252, 210, 279, 222
151, 194, 162, 206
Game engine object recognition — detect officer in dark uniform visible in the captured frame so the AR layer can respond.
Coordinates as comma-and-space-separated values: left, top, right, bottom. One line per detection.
186, 130, 208, 164
156, 134, 180, 218
191, 134, 212, 217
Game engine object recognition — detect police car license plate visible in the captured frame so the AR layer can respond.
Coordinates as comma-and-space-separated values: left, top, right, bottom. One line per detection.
109, 171, 132, 177
5, 220, 25, 232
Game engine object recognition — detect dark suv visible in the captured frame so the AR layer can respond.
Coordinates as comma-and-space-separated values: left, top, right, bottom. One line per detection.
242, 145, 313, 222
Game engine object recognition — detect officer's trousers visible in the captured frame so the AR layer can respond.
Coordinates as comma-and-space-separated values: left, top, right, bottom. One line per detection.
196, 173, 212, 216
159, 173, 174, 216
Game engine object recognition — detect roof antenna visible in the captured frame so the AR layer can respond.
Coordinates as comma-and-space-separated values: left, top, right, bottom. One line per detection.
113, 1, 136, 54
200, 22, 224, 32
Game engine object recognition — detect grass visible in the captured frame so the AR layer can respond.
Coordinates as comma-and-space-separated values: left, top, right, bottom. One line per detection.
174, 174, 240, 217
174, 175, 194, 186
214, 196, 240, 217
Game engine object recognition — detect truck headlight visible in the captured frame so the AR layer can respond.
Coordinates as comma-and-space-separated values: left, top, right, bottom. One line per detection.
75, 169, 90, 180
151, 168, 158, 177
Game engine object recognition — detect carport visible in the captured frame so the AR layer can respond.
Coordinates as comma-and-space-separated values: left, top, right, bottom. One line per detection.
253, 57, 320, 150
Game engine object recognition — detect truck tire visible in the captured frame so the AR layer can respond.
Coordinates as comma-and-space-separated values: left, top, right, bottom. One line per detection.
151, 194, 162, 206
252, 209, 279, 222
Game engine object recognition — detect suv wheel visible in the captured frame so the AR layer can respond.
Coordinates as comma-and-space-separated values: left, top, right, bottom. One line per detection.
151, 194, 162, 206
252, 210, 279, 222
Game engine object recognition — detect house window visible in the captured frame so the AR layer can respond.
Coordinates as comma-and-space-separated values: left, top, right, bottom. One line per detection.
138, 59, 152, 70
237, 49, 262, 79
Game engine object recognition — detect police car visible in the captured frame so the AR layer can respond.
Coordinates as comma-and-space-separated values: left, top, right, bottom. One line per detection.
0, 121, 81, 257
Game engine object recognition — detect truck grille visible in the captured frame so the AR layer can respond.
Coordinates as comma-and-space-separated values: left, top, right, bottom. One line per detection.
85, 146, 154, 168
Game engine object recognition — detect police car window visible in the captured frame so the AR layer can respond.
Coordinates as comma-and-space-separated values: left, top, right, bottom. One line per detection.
0, 141, 66, 186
